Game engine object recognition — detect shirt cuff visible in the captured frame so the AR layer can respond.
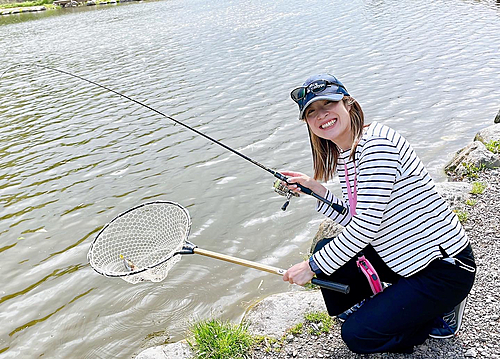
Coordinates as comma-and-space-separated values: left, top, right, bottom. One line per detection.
308, 256, 323, 275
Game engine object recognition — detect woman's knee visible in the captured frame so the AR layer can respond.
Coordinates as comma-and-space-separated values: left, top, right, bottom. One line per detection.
341, 319, 366, 354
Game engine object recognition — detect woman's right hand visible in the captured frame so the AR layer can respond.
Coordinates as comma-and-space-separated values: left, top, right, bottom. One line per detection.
279, 171, 327, 197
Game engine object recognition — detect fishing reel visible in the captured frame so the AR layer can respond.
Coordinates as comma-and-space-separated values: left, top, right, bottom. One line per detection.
273, 179, 300, 211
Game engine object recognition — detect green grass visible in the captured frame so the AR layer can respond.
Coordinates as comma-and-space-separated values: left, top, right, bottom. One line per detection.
186, 308, 342, 357
0, 0, 53, 9
485, 140, 500, 154
453, 209, 468, 223
465, 199, 477, 207
303, 282, 319, 290
304, 311, 334, 335
0, 0, 122, 9
462, 162, 486, 179
288, 322, 303, 335
253, 335, 280, 354
470, 181, 487, 195
187, 319, 254, 359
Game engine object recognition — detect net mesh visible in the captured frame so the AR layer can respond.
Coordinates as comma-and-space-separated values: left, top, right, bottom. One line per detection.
87, 201, 191, 284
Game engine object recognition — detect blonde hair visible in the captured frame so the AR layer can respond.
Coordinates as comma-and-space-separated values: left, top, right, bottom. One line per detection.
305, 96, 365, 182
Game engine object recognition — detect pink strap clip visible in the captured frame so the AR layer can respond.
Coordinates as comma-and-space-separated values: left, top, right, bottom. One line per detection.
356, 255, 383, 295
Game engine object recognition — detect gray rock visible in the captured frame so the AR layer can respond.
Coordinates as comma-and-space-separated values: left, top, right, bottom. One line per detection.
444, 141, 500, 177
474, 124, 500, 144
495, 109, 500, 124
310, 219, 343, 254
163, 342, 192, 358
135, 346, 167, 359
136, 341, 191, 359
244, 290, 326, 338
434, 181, 472, 209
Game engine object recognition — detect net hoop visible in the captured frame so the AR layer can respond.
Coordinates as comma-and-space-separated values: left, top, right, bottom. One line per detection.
87, 201, 191, 283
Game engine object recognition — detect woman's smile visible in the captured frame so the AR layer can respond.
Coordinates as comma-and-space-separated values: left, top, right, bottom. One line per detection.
320, 118, 338, 129
305, 100, 352, 149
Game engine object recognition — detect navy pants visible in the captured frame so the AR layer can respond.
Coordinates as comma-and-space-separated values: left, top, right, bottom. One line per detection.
313, 239, 476, 354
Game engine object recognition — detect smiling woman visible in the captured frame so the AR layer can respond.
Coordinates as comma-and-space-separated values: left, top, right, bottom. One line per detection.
281, 73, 476, 354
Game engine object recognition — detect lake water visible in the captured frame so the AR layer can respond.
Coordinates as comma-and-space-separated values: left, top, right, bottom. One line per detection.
1, 0, 499, 357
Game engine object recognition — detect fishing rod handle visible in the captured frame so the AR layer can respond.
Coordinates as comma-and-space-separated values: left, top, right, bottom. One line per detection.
281, 179, 346, 215
311, 278, 350, 294
305, 188, 347, 215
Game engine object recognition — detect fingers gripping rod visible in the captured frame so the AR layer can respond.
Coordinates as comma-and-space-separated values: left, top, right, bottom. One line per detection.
273, 172, 346, 214
26, 64, 346, 215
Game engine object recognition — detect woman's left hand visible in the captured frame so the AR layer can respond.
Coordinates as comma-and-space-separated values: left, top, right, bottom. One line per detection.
279, 171, 327, 197
283, 260, 315, 286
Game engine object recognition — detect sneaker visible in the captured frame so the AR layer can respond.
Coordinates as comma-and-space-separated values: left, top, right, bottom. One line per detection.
337, 300, 365, 322
429, 298, 467, 339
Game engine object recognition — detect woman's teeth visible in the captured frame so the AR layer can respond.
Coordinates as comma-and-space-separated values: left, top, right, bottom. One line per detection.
321, 119, 337, 129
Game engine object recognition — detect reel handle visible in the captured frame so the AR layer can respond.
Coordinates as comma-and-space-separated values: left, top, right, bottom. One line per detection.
274, 173, 347, 215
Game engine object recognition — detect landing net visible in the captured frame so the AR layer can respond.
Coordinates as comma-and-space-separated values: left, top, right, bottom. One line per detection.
87, 201, 191, 284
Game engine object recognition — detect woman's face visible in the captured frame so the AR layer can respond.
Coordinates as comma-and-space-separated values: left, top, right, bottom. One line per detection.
304, 100, 352, 150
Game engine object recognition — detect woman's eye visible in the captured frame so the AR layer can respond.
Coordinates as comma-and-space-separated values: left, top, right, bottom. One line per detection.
306, 109, 315, 117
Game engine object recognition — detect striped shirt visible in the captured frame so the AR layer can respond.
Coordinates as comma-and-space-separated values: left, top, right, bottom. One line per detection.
312, 121, 469, 277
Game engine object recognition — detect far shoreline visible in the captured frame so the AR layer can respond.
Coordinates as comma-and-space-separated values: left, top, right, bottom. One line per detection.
0, 0, 146, 15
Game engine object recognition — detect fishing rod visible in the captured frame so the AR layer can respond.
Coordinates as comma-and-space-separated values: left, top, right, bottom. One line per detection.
6, 64, 346, 214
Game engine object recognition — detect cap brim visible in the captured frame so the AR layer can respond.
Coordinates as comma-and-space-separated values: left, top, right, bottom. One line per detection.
299, 94, 345, 119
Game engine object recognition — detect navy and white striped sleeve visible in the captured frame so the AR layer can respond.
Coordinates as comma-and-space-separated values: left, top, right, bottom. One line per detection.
312, 138, 400, 275
315, 189, 352, 227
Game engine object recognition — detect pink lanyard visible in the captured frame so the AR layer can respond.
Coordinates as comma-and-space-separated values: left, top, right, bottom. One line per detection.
343, 161, 357, 216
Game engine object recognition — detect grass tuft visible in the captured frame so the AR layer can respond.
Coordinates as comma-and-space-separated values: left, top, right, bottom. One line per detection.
470, 181, 487, 195
288, 322, 303, 335
485, 140, 500, 154
453, 209, 468, 223
304, 311, 334, 335
187, 319, 254, 359
465, 199, 477, 207
462, 162, 486, 179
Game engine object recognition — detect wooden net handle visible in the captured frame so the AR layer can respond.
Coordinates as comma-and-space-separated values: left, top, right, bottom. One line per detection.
193, 248, 350, 294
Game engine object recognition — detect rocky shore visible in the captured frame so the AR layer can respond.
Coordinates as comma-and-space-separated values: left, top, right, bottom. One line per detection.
137, 120, 499, 359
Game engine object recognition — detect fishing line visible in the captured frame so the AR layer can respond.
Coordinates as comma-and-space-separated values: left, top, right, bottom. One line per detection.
2, 64, 346, 214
